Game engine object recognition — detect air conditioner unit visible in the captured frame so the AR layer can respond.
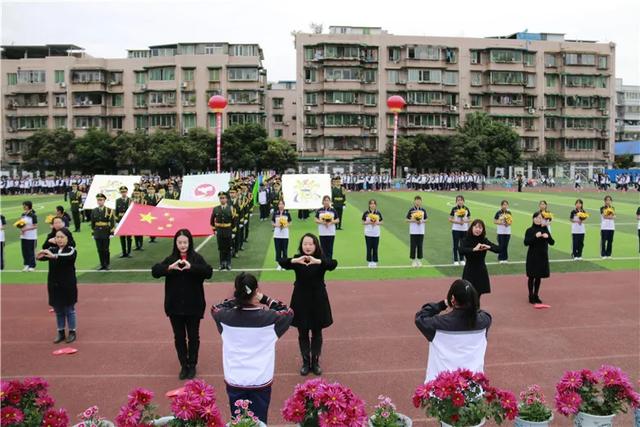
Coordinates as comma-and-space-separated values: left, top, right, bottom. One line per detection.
528, 107, 536, 114
449, 105, 457, 112
55, 103, 65, 108
601, 130, 609, 137
304, 79, 312, 83
59, 82, 67, 88
397, 79, 406, 84
464, 103, 470, 109
183, 101, 190, 107
304, 106, 312, 111
304, 129, 312, 135
181, 82, 188, 89
539, 106, 546, 111
370, 129, 378, 134
441, 121, 448, 127
602, 110, 609, 116
109, 81, 117, 86
228, 99, 236, 104
8, 128, 16, 133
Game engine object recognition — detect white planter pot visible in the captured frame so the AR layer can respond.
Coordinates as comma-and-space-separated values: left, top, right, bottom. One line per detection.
368, 413, 412, 426
573, 412, 615, 427
441, 418, 485, 427
72, 422, 114, 427
515, 414, 553, 427
153, 416, 175, 426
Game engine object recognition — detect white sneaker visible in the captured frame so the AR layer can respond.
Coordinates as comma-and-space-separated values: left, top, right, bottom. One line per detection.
22, 266, 29, 272
27, 267, 35, 272
601, 256, 607, 259
453, 261, 460, 266
372, 262, 377, 268
276, 265, 282, 271
411, 260, 417, 267
417, 260, 423, 267
460, 260, 466, 266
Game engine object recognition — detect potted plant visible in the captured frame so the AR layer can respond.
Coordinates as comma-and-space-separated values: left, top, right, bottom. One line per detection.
514, 385, 553, 427
1, 377, 69, 427
74, 405, 114, 427
555, 365, 640, 427
281, 378, 368, 426
412, 369, 518, 427
227, 399, 265, 426
369, 395, 412, 426
115, 387, 159, 427
160, 379, 223, 426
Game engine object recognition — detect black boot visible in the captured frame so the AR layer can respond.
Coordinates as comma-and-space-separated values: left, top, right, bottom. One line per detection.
179, 365, 189, 380
528, 294, 535, 304
186, 364, 197, 379
53, 330, 65, 344
311, 354, 322, 376
533, 295, 543, 304
300, 353, 311, 376
65, 330, 77, 343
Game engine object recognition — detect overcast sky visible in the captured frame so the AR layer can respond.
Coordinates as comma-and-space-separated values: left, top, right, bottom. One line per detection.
2, 0, 639, 84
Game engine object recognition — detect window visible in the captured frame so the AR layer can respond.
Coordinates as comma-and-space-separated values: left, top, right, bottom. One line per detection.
304, 92, 318, 105
8, 116, 47, 130
443, 71, 458, 85
407, 68, 442, 83
544, 53, 556, 67
134, 115, 148, 129
134, 93, 147, 108
597, 56, 608, 69
564, 53, 596, 65
109, 72, 123, 85
489, 71, 524, 85
71, 70, 104, 83
17, 70, 46, 84
563, 74, 607, 88
148, 91, 176, 106
204, 44, 225, 55
73, 93, 103, 106
111, 117, 123, 129
544, 95, 557, 109
324, 113, 360, 127
524, 52, 535, 66
228, 113, 264, 126
491, 94, 523, 106
54, 70, 65, 84
273, 114, 283, 123
149, 114, 176, 128
54, 94, 66, 107
272, 98, 284, 109
128, 50, 149, 58
545, 74, 558, 87
54, 116, 67, 129
181, 91, 196, 106
228, 68, 258, 81
182, 68, 195, 82
363, 69, 376, 83
470, 50, 481, 64
407, 91, 443, 105
324, 45, 360, 59
74, 116, 101, 129
228, 91, 259, 104
387, 70, 399, 84
325, 68, 360, 81
231, 45, 259, 56
407, 45, 440, 60
364, 93, 377, 106
362, 115, 376, 128
407, 113, 458, 128
305, 114, 317, 127
274, 129, 283, 138
526, 73, 536, 88
471, 71, 482, 86
470, 94, 482, 107
148, 67, 175, 81
179, 45, 196, 55
135, 71, 147, 84
7, 73, 17, 85
490, 50, 522, 63
325, 91, 357, 104
304, 47, 314, 61
150, 48, 176, 57
545, 117, 556, 130
388, 47, 400, 62
565, 139, 595, 151
111, 94, 123, 107
304, 68, 317, 82
182, 114, 196, 129
208, 68, 221, 82
444, 48, 457, 63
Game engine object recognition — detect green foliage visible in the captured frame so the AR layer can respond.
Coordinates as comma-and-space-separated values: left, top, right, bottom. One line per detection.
261, 138, 298, 172
22, 128, 75, 173
74, 128, 116, 173
221, 123, 268, 170
530, 150, 565, 168
614, 154, 636, 169
114, 131, 152, 172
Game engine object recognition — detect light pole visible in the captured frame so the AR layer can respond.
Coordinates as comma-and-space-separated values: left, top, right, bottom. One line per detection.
386, 95, 406, 178
208, 95, 227, 173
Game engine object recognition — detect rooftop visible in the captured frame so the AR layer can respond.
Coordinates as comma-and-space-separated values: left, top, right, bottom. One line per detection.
1, 44, 85, 59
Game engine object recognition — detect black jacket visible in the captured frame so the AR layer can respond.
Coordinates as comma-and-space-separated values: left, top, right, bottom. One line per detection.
42, 229, 76, 249
279, 257, 337, 329
151, 252, 213, 317
460, 235, 499, 294
524, 225, 555, 278
39, 246, 78, 307
415, 300, 492, 342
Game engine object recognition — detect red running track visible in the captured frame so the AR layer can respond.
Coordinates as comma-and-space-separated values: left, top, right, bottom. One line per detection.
2, 271, 639, 426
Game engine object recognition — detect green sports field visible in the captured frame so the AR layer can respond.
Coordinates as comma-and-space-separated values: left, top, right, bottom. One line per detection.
1, 189, 638, 284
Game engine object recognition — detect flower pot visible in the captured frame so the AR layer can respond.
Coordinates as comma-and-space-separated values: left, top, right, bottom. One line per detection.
73, 422, 115, 427
368, 413, 413, 426
573, 412, 615, 427
153, 416, 175, 426
441, 419, 485, 427
226, 422, 266, 427
514, 414, 553, 427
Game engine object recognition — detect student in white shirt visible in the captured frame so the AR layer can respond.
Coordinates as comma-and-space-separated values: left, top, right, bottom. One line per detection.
493, 200, 512, 263
272, 200, 292, 270
600, 195, 615, 258
448, 195, 471, 266
0, 214, 5, 270
258, 184, 269, 221
314, 196, 339, 259
19, 201, 38, 271
362, 199, 383, 268
406, 195, 428, 267
569, 199, 587, 260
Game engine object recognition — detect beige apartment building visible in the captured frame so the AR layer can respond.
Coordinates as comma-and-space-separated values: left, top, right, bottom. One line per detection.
265, 80, 296, 145
295, 26, 616, 176
1, 42, 267, 172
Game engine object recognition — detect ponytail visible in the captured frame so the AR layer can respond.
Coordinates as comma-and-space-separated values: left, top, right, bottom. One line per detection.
233, 272, 258, 305
446, 279, 479, 329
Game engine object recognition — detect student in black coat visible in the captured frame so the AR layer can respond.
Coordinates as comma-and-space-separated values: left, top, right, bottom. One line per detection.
36, 227, 78, 344
43, 217, 76, 249
524, 212, 555, 304
279, 233, 337, 376
459, 219, 499, 299
152, 228, 213, 380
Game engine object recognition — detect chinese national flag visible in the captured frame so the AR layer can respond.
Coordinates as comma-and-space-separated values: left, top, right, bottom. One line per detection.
114, 203, 214, 237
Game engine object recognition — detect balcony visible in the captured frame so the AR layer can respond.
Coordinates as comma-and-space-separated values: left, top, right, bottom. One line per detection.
561, 149, 609, 161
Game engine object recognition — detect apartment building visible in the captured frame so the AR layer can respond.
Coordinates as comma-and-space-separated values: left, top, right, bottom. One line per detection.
265, 80, 296, 145
615, 78, 640, 142
295, 27, 616, 175
1, 42, 267, 170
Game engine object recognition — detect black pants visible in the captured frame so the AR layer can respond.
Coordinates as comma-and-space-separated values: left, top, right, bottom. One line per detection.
497, 234, 511, 261
21, 239, 36, 268
298, 327, 323, 357
169, 315, 201, 367
0, 241, 4, 270
134, 236, 143, 249
94, 238, 110, 268
235, 225, 244, 251
572, 233, 585, 258
244, 217, 250, 241
600, 230, 614, 257
365, 236, 379, 262
71, 209, 81, 231
274, 238, 288, 263
451, 230, 465, 262
410, 234, 424, 259
298, 209, 309, 220
527, 277, 542, 296
120, 236, 132, 256
226, 384, 271, 424
216, 229, 232, 266
319, 235, 335, 259
259, 204, 269, 219
334, 206, 344, 229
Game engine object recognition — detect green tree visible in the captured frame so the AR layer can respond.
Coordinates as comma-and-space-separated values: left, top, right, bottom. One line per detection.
260, 138, 298, 172
383, 137, 415, 173
411, 134, 454, 171
530, 150, 566, 168
184, 127, 216, 171
221, 123, 268, 170
113, 131, 151, 173
22, 128, 75, 174
74, 128, 117, 173
148, 130, 189, 175
614, 154, 636, 169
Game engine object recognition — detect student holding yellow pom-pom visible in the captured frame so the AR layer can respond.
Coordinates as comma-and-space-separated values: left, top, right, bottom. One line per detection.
538, 200, 553, 231
448, 195, 471, 266
272, 199, 292, 270
406, 195, 428, 268
361, 199, 383, 268
569, 199, 588, 260
493, 200, 512, 263
600, 195, 616, 258
314, 195, 339, 259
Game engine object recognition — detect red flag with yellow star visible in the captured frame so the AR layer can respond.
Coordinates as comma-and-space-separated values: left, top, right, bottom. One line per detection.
114, 203, 214, 237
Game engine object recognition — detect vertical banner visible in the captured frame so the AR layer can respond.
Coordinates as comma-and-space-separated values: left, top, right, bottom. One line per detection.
180, 173, 231, 203
84, 175, 141, 209
281, 174, 331, 209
